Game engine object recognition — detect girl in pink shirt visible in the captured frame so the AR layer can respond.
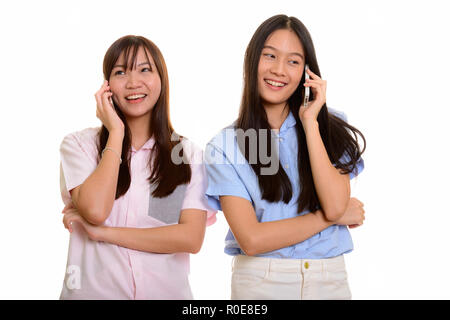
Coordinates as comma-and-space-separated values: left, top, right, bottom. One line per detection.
59, 35, 216, 299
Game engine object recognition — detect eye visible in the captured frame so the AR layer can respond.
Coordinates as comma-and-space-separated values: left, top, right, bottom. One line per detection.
289, 60, 300, 65
141, 67, 151, 72
263, 53, 275, 59
114, 70, 125, 76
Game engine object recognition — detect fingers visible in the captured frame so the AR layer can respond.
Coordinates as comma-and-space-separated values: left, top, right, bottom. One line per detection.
306, 68, 327, 83
63, 213, 75, 233
62, 209, 81, 233
306, 67, 320, 80
359, 208, 366, 226
359, 205, 365, 224
95, 80, 109, 103
304, 79, 325, 86
62, 202, 75, 214
352, 198, 366, 227
303, 70, 326, 104
95, 80, 112, 119
303, 80, 326, 92
303, 79, 326, 103
101, 90, 114, 111
350, 197, 364, 207
349, 219, 363, 229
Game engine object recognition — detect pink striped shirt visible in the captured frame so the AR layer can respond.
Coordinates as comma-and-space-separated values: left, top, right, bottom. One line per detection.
59, 127, 216, 299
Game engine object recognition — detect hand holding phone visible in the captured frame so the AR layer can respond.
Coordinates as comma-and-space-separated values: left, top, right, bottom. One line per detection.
95, 80, 124, 135
299, 65, 327, 124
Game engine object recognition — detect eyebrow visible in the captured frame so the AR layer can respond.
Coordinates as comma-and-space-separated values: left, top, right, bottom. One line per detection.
263, 45, 304, 60
112, 62, 152, 69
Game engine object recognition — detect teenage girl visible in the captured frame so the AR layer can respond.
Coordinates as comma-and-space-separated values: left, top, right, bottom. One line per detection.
59, 35, 215, 299
205, 15, 366, 300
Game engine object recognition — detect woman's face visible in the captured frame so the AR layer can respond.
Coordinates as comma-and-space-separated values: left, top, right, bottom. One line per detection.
257, 29, 305, 109
109, 46, 162, 119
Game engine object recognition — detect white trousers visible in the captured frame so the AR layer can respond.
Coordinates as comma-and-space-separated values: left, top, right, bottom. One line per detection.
231, 255, 352, 300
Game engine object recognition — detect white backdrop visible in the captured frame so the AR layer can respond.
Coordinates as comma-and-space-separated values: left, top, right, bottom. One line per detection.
1, 0, 449, 299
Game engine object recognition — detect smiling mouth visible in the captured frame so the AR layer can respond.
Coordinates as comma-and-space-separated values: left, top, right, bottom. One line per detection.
125, 94, 147, 101
264, 79, 286, 87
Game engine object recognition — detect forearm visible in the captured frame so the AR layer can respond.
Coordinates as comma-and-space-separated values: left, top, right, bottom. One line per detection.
303, 120, 350, 220
74, 131, 123, 225
236, 211, 333, 256
97, 223, 205, 254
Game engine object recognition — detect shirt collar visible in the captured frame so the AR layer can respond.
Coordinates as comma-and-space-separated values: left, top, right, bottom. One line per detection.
279, 111, 297, 133
131, 136, 155, 152
231, 111, 297, 133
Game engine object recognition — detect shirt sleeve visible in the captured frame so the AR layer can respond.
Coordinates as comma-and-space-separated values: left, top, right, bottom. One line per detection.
338, 151, 364, 180
59, 131, 99, 204
204, 142, 252, 211
180, 141, 217, 226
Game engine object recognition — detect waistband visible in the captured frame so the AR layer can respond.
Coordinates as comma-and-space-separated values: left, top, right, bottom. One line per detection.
232, 254, 346, 273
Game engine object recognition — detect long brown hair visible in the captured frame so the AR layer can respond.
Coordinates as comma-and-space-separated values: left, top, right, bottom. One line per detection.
99, 35, 191, 199
237, 15, 366, 213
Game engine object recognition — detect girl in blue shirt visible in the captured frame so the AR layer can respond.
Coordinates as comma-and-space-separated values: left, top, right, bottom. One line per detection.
205, 15, 366, 299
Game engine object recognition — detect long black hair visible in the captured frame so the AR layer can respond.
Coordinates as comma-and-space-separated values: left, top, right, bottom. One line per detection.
237, 15, 366, 213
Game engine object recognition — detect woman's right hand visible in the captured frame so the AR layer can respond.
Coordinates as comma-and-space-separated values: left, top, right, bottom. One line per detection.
95, 80, 124, 136
335, 197, 365, 228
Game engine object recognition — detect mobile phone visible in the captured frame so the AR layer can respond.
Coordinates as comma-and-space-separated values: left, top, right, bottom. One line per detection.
303, 64, 310, 107
108, 93, 116, 109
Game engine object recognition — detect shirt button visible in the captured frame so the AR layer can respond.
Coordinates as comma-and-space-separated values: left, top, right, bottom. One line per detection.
304, 262, 309, 269
279, 137, 284, 142
284, 164, 289, 169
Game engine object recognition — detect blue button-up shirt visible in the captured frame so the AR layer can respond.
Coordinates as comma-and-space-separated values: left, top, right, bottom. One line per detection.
204, 110, 364, 259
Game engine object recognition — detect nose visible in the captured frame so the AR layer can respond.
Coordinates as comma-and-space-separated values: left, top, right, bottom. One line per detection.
125, 70, 142, 89
270, 60, 286, 77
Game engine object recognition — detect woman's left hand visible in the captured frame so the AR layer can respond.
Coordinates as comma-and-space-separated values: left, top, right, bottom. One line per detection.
298, 68, 327, 125
62, 203, 104, 241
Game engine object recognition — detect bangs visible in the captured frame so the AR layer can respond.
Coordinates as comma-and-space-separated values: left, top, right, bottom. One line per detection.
104, 36, 154, 79
119, 43, 152, 71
